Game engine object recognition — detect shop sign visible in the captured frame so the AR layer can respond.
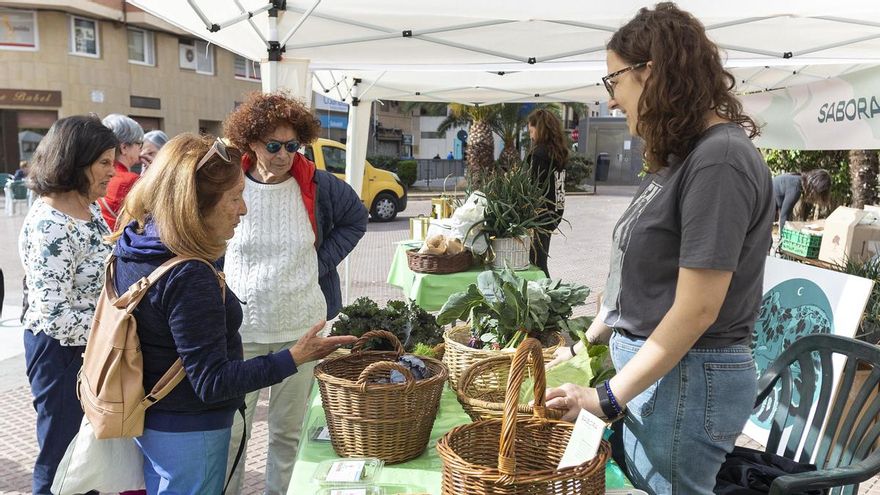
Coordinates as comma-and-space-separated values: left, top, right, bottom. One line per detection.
0, 89, 62, 107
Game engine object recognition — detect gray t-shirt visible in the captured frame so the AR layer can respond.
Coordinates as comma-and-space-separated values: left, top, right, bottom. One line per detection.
599, 123, 773, 347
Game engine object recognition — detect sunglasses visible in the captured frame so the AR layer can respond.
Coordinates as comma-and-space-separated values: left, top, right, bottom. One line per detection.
196, 138, 231, 171
263, 139, 300, 154
601, 62, 649, 99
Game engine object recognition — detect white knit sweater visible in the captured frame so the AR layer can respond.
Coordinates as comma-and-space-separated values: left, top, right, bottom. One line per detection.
224, 176, 327, 344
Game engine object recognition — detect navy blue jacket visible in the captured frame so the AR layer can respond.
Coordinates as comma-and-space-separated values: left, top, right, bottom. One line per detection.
309, 168, 369, 319
113, 223, 297, 432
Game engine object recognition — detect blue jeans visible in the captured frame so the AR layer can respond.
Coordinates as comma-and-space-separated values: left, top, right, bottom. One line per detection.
135, 427, 231, 495
23, 330, 91, 495
610, 331, 757, 494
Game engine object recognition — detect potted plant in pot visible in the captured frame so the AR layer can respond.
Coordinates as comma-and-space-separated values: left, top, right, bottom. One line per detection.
466, 164, 558, 270
436, 267, 590, 387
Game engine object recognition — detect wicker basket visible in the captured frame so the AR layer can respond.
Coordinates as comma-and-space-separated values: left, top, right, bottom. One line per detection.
314, 330, 449, 464
406, 248, 472, 274
456, 352, 565, 422
443, 324, 564, 390
437, 338, 610, 494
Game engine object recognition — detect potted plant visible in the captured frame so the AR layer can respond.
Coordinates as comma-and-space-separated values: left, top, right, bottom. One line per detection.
466, 164, 558, 270
436, 267, 589, 387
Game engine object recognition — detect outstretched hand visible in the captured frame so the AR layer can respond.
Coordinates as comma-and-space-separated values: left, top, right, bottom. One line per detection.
289, 320, 357, 365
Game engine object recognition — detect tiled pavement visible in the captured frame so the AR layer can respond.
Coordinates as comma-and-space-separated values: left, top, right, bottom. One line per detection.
1, 189, 879, 494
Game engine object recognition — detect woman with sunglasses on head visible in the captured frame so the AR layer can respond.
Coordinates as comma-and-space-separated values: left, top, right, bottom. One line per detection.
544, 3, 773, 493
221, 91, 368, 495
109, 134, 356, 494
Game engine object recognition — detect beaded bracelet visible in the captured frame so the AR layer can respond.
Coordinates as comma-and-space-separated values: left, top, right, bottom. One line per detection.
603, 380, 623, 417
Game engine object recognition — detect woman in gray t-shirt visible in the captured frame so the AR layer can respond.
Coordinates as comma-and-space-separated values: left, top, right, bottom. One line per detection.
544, 4, 773, 493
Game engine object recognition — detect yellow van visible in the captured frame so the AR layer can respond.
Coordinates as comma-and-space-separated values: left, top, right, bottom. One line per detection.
303, 138, 408, 222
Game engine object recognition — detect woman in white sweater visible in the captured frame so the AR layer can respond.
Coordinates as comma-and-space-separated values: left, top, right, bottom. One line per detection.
221, 91, 368, 495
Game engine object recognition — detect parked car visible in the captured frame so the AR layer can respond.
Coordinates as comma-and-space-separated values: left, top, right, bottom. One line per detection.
303, 138, 408, 222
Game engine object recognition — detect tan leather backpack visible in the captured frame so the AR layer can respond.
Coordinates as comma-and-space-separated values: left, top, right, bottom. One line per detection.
78, 255, 225, 439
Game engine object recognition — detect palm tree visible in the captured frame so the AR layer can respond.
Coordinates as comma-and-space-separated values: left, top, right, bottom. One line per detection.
848, 150, 880, 209
437, 103, 499, 185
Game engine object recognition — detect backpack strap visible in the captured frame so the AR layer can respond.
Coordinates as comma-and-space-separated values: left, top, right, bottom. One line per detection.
112, 255, 226, 313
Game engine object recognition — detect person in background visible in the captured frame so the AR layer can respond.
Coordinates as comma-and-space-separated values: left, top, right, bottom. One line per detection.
446, 151, 454, 160
99, 114, 144, 230
109, 133, 356, 494
773, 168, 832, 231
433, 153, 442, 159
19, 115, 118, 494
526, 108, 568, 277
13, 160, 29, 180
221, 90, 368, 495
544, 3, 772, 493
140, 130, 169, 174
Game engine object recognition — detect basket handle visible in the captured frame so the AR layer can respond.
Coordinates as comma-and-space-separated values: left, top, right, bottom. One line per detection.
497, 337, 547, 484
351, 329, 404, 356
355, 360, 416, 393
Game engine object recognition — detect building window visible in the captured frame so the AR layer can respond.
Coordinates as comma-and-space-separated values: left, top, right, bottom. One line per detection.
0, 9, 38, 51
69, 15, 99, 57
195, 40, 214, 75
127, 28, 154, 66
420, 131, 446, 139
234, 55, 261, 81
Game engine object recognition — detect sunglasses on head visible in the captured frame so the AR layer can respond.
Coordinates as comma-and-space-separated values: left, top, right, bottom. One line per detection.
263, 139, 300, 154
602, 61, 649, 99
196, 138, 231, 171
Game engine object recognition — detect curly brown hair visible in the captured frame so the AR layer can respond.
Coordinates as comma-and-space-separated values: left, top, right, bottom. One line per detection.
223, 90, 321, 161
527, 108, 569, 170
607, 2, 759, 171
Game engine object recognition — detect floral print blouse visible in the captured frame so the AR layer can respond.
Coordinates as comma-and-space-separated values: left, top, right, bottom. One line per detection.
18, 198, 112, 346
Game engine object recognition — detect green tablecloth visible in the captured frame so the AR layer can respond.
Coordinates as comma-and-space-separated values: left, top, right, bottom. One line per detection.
289, 383, 633, 494
386, 242, 547, 311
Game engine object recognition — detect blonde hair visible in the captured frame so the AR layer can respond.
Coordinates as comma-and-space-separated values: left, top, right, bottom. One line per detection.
108, 133, 242, 260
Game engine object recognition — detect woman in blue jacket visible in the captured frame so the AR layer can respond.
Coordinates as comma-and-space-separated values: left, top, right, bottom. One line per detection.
108, 133, 355, 494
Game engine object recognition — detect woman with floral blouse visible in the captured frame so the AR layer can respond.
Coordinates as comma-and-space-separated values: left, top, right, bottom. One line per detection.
18, 115, 118, 494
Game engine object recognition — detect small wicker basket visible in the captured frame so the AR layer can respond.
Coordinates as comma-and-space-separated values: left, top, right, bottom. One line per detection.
406, 248, 472, 274
314, 330, 448, 464
442, 324, 564, 389
456, 352, 565, 421
437, 338, 610, 495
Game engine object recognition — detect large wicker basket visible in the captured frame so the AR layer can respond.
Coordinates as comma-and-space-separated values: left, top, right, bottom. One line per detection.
456, 352, 565, 422
437, 338, 610, 494
443, 324, 565, 389
406, 248, 472, 274
314, 330, 448, 464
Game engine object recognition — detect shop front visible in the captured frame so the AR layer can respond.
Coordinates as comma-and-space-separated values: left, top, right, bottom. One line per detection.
0, 88, 61, 173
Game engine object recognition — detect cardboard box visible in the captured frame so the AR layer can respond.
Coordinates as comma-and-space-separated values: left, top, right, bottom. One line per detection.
818, 206, 880, 264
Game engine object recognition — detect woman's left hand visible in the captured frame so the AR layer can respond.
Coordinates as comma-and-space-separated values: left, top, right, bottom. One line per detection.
544, 383, 603, 422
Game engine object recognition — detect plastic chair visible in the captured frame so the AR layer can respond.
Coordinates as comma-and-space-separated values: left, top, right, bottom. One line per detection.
4, 179, 29, 216
756, 333, 880, 494
0, 173, 12, 189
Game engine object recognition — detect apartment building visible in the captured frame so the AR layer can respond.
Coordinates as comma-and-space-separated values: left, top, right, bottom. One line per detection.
0, 1, 264, 172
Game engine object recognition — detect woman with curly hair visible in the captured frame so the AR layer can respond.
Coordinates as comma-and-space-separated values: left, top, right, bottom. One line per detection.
544, 3, 773, 493
526, 108, 569, 277
221, 91, 368, 495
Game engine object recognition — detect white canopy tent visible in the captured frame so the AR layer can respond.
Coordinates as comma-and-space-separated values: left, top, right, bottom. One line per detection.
130, 0, 880, 192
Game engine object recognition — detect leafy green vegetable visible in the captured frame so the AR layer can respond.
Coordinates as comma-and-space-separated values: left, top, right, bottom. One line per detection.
437, 267, 589, 349
331, 297, 443, 351
412, 342, 438, 359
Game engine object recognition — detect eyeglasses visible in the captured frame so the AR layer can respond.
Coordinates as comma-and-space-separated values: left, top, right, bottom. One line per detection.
196, 138, 231, 171
601, 62, 649, 99
263, 139, 300, 154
